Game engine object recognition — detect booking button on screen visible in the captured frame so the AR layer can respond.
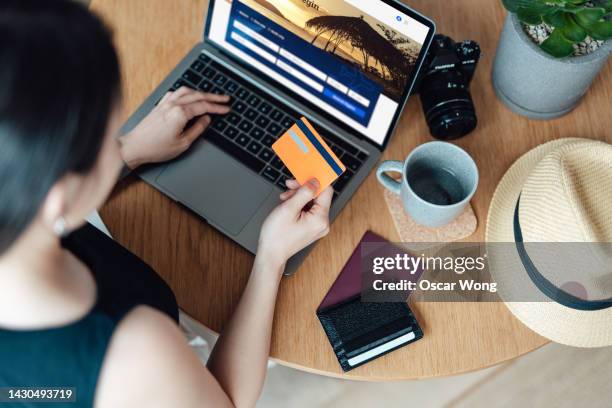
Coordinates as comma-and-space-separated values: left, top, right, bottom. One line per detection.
323, 88, 366, 119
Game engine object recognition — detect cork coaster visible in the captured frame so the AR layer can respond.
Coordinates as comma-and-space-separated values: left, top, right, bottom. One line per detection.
384, 189, 477, 244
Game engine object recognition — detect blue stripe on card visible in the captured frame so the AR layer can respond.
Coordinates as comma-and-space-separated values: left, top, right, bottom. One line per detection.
295, 119, 343, 176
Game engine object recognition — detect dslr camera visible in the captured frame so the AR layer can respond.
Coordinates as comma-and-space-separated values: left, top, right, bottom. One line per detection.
412, 34, 481, 140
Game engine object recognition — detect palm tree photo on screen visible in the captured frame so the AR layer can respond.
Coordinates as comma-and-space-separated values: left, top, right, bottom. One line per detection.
240, 0, 424, 101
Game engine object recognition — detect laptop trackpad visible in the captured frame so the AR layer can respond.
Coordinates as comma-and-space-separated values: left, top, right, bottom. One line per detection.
155, 142, 273, 236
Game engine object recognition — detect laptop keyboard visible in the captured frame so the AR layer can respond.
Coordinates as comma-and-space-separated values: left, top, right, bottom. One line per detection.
168, 53, 369, 200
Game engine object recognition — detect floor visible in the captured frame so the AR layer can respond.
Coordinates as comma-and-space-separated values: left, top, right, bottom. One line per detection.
78, 0, 612, 405
257, 343, 612, 408
179, 309, 612, 408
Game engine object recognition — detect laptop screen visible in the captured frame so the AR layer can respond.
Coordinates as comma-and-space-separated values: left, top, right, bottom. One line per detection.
207, 0, 433, 146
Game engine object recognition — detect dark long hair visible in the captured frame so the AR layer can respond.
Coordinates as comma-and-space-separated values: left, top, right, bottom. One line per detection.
0, 0, 120, 253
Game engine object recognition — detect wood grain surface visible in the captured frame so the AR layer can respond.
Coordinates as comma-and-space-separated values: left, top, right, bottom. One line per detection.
91, 0, 611, 380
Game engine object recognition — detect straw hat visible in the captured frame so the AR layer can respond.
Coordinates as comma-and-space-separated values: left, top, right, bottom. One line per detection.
486, 138, 612, 347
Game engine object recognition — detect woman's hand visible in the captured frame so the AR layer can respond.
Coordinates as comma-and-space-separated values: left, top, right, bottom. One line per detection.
120, 87, 231, 169
256, 179, 333, 274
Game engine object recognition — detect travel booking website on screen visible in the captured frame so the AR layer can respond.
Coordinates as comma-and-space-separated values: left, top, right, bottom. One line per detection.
209, 0, 430, 145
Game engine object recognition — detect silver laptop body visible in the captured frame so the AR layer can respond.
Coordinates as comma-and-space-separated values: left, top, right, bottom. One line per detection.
121, 0, 435, 275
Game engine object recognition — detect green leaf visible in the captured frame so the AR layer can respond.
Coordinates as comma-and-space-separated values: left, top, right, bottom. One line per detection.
502, 0, 532, 13
543, 10, 567, 27
575, 7, 606, 25
593, 0, 612, 14
502, 0, 521, 13
585, 20, 612, 40
562, 15, 588, 41
517, 6, 544, 24
561, 4, 604, 14
502, 0, 547, 13
541, 28, 575, 57
561, 4, 582, 13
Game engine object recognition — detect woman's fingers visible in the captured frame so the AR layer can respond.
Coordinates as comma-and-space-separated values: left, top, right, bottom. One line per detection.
279, 180, 333, 208
281, 185, 332, 214
157, 91, 174, 107
173, 92, 212, 105
279, 179, 301, 201
312, 187, 333, 216
175, 91, 231, 105
181, 115, 212, 145
164, 86, 231, 105
183, 100, 231, 119
161, 88, 232, 121
279, 189, 297, 201
168, 86, 193, 101
199, 93, 232, 103
284, 179, 319, 213
285, 179, 300, 189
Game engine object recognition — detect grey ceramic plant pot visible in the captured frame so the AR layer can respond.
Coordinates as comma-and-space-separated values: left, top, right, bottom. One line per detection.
492, 14, 612, 120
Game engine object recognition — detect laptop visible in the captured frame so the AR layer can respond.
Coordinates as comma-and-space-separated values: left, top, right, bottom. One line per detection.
121, 0, 435, 275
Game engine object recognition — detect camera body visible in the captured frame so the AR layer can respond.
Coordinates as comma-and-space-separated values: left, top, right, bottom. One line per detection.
413, 34, 481, 140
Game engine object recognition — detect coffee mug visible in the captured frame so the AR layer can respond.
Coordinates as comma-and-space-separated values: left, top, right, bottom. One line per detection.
376, 141, 478, 228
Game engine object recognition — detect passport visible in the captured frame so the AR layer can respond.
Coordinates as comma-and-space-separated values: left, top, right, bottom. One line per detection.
272, 117, 345, 196
317, 231, 424, 372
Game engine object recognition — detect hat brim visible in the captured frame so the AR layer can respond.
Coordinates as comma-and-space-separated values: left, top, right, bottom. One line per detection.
486, 138, 612, 347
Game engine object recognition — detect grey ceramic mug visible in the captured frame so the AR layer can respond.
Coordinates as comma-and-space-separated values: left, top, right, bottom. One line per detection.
376, 141, 478, 228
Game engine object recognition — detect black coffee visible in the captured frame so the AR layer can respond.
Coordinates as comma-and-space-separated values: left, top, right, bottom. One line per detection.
406, 166, 465, 205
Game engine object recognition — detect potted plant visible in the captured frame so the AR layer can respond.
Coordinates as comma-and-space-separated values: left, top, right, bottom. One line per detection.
492, 0, 612, 119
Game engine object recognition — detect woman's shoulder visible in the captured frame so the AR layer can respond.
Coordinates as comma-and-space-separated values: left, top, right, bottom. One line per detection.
93, 305, 233, 408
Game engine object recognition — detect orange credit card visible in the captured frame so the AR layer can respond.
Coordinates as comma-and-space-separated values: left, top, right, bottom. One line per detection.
272, 117, 346, 196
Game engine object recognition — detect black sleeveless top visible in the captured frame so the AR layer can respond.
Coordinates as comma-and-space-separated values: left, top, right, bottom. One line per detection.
0, 223, 179, 407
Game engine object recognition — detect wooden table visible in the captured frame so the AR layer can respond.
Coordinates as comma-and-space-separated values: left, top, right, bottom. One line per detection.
92, 0, 612, 380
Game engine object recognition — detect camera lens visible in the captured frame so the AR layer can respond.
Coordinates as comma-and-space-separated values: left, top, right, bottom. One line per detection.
418, 73, 478, 140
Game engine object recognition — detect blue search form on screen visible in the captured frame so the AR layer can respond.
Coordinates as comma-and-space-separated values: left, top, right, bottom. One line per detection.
208, 0, 431, 145
227, 1, 377, 124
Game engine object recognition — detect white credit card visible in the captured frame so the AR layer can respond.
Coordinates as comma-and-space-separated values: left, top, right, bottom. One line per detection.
347, 331, 416, 367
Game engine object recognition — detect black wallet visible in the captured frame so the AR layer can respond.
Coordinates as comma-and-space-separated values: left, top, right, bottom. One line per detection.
317, 295, 422, 372
317, 232, 423, 372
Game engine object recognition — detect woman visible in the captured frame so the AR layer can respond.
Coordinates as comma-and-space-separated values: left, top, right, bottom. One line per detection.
0, 1, 332, 407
